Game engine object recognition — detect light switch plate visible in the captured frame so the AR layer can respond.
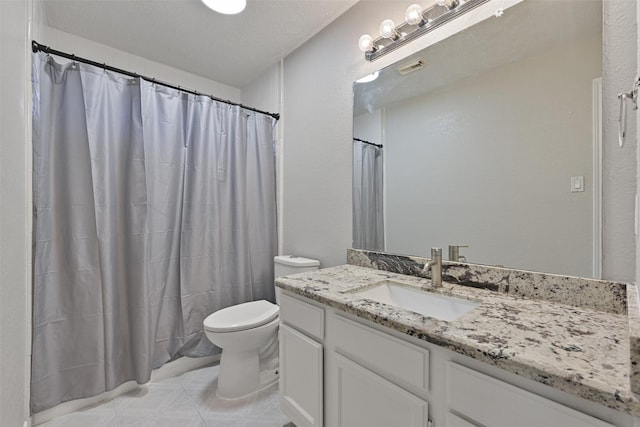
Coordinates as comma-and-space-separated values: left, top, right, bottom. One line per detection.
570, 176, 584, 192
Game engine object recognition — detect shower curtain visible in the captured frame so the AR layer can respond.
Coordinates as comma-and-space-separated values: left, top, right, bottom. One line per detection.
352, 142, 384, 251
30, 52, 277, 413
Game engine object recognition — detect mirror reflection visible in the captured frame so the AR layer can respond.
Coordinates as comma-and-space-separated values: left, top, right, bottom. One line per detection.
352, 0, 602, 278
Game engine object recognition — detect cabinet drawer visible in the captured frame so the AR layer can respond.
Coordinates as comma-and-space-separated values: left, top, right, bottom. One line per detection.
447, 363, 614, 427
333, 353, 429, 427
331, 314, 429, 394
280, 292, 324, 340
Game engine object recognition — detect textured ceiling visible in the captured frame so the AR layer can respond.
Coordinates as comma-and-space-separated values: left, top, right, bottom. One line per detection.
43, 0, 358, 88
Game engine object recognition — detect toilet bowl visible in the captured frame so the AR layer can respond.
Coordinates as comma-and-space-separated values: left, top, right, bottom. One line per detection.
203, 255, 320, 399
204, 300, 280, 399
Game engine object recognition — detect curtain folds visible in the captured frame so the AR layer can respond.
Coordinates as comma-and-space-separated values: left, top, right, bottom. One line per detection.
31, 53, 277, 413
353, 142, 384, 251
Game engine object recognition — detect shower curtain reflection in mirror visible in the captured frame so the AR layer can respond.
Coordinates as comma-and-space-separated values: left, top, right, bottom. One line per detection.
352, 140, 384, 251
30, 52, 277, 413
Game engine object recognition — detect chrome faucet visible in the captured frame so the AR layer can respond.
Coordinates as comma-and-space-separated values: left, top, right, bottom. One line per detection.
423, 247, 442, 288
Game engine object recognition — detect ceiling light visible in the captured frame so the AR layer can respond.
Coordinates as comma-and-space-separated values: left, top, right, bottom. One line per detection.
201, 0, 246, 15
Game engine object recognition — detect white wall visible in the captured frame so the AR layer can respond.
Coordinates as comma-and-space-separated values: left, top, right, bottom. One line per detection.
241, 62, 280, 115
0, 0, 31, 425
353, 110, 383, 146
381, 35, 600, 277
39, 26, 241, 103
603, 0, 637, 282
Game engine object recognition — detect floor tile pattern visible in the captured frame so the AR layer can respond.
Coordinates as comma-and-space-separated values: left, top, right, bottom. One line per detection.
37, 365, 293, 427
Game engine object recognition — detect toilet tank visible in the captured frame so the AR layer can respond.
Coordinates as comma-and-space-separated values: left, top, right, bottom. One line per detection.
274, 255, 320, 278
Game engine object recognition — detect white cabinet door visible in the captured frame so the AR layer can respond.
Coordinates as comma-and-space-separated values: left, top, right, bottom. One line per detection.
332, 353, 429, 427
279, 324, 323, 427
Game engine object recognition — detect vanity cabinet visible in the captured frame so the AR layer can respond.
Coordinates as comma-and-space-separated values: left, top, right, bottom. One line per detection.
279, 293, 325, 427
279, 291, 621, 427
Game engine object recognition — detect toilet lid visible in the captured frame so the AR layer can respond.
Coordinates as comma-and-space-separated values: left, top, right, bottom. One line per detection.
204, 300, 279, 333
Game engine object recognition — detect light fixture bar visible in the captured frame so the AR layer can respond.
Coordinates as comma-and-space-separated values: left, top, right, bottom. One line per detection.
365, 0, 491, 61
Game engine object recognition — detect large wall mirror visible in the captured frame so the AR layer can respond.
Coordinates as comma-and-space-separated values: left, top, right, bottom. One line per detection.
352, 0, 602, 278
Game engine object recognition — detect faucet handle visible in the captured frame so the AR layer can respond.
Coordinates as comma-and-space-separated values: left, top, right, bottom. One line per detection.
431, 247, 442, 259
448, 245, 468, 262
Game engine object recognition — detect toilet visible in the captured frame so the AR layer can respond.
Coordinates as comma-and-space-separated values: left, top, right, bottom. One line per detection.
203, 255, 320, 399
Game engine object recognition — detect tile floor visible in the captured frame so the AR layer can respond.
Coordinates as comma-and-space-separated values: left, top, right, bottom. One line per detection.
37, 364, 294, 427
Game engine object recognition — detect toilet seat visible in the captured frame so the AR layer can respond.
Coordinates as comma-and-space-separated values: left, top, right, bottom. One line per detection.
204, 300, 279, 333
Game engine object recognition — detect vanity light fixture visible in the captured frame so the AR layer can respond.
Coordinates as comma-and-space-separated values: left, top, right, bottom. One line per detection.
201, 0, 246, 15
358, 0, 491, 61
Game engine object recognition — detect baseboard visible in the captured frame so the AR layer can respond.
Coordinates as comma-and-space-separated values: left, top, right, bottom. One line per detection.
32, 355, 220, 426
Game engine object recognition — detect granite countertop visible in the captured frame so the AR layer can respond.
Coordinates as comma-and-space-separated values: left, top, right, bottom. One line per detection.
275, 264, 640, 416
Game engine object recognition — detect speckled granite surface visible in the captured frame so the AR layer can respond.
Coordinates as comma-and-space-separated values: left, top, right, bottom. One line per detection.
275, 264, 640, 416
628, 284, 640, 395
348, 249, 628, 314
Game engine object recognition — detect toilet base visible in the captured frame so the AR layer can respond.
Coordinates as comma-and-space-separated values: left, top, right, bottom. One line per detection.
217, 349, 278, 399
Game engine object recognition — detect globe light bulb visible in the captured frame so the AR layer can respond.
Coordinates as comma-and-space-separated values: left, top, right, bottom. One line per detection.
379, 19, 397, 39
405, 4, 424, 26
358, 34, 374, 52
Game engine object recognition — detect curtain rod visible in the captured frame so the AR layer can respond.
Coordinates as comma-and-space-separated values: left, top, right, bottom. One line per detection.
354, 137, 383, 148
31, 40, 280, 121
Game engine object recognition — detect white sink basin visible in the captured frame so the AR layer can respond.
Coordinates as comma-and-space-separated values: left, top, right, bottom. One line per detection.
354, 280, 479, 322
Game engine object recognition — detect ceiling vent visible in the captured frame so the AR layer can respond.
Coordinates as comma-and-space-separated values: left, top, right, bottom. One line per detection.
397, 59, 425, 75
